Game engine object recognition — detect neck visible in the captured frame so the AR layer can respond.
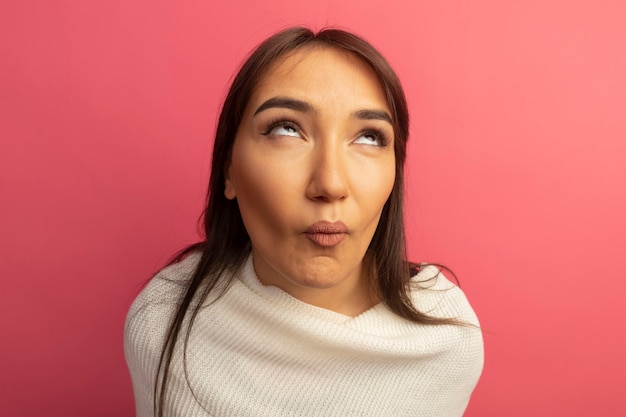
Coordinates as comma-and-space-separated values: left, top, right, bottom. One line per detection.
291, 284, 379, 317
252, 255, 379, 317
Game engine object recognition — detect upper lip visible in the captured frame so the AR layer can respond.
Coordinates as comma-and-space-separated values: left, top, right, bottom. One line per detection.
305, 221, 348, 234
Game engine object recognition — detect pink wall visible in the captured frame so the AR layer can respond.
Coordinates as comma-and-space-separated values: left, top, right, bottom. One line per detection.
1, 1, 625, 416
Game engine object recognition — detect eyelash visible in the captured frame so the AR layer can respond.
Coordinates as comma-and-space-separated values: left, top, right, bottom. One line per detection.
260, 119, 390, 147
261, 119, 300, 137
359, 128, 390, 147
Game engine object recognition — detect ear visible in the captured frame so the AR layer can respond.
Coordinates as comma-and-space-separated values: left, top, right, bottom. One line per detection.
224, 161, 236, 200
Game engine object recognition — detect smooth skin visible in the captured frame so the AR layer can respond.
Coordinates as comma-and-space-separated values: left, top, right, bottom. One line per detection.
225, 46, 396, 316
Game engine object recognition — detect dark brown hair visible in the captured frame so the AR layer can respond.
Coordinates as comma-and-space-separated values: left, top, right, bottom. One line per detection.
153, 26, 458, 416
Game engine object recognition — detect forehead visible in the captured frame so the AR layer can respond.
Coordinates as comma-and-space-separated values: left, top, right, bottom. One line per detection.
247, 46, 391, 114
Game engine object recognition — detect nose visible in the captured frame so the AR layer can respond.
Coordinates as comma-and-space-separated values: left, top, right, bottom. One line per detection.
305, 143, 349, 202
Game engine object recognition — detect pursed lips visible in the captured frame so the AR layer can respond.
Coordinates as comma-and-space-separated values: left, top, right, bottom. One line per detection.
304, 221, 348, 247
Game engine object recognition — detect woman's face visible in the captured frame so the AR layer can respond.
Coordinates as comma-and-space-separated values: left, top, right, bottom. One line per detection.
225, 46, 396, 315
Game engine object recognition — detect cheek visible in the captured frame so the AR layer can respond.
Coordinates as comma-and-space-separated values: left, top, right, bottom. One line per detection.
229, 146, 301, 234
379, 163, 396, 200
353, 156, 396, 209
359, 162, 395, 245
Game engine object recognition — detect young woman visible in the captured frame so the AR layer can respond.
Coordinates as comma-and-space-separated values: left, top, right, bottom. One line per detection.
125, 27, 483, 417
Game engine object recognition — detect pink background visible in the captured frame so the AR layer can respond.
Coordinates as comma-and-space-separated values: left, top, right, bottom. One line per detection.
1, 1, 625, 416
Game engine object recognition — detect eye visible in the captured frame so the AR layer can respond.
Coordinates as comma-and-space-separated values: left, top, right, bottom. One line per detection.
262, 121, 301, 138
354, 130, 387, 146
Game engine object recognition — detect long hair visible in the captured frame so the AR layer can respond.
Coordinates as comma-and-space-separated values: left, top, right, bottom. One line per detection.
153, 26, 458, 416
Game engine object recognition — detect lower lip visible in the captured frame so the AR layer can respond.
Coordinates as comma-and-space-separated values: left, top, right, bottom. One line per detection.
305, 233, 347, 247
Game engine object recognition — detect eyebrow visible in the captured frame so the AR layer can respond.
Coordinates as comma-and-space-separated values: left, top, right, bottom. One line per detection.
254, 97, 315, 115
353, 109, 392, 124
253, 96, 393, 125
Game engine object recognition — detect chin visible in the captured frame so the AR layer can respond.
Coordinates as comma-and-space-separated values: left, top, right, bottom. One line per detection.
291, 262, 351, 289
294, 275, 343, 290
